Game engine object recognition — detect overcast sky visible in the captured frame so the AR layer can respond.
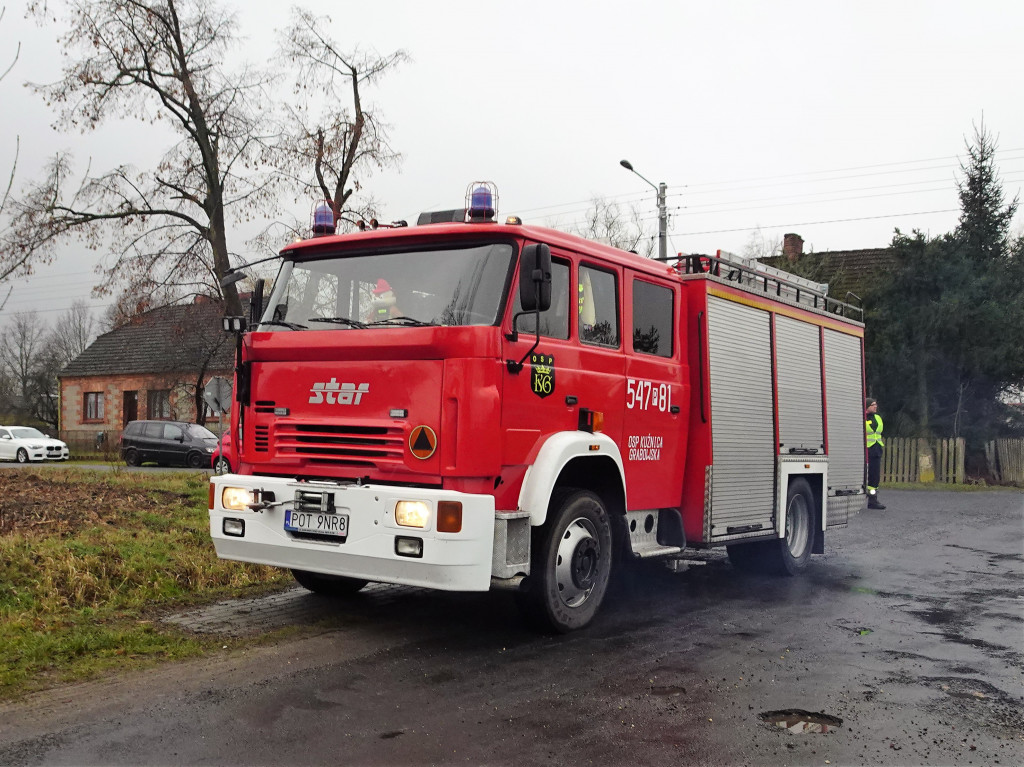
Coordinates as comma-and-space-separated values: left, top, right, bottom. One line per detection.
1, 0, 1022, 324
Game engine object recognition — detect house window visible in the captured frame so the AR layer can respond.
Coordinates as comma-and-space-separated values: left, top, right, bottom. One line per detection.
147, 390, 172, 420
84, 392, 104, 422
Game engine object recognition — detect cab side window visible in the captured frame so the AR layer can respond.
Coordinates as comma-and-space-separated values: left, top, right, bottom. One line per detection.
632, 280, 674, 357
515, 259, 570, 340
578, 265, 619, 347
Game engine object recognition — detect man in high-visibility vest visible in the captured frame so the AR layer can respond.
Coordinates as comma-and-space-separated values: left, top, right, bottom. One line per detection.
865, 398, 886, 509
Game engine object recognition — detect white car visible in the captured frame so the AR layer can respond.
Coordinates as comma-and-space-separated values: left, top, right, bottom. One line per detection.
0, 426, 71, 463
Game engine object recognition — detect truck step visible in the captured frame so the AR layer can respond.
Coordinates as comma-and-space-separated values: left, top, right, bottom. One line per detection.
632, 543, 685, 559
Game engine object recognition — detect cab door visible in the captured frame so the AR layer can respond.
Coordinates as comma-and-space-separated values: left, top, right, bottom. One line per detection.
500, 253, 626, 477
501, 253, 577, 470
622, 274, 686, 510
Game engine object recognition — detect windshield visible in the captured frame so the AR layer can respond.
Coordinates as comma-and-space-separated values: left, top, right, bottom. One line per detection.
187, 425, 218, 440
10, 428, 45, 439
261, 242, 515, 330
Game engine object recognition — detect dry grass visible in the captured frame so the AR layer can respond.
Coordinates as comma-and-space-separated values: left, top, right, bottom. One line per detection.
0, 468, 291, 699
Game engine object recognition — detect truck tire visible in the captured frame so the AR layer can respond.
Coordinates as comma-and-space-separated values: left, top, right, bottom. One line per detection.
727, 478, 815, 576
517, 488, 613, 633
291, 569, 369, 597
767, 478, 815, 575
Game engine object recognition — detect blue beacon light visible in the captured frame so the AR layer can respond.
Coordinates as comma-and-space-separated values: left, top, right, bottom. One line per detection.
312, 202, 336, 235
466, 182, 497, 221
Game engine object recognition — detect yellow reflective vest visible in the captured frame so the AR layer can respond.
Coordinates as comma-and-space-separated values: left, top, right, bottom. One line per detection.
865, 414, 884, 448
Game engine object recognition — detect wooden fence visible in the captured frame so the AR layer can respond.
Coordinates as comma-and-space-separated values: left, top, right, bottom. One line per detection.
882, 437, 966, 484
985, 439, 1024, 484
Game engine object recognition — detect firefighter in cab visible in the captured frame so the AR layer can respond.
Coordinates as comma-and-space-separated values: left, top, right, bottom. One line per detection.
865, 398, 886, 510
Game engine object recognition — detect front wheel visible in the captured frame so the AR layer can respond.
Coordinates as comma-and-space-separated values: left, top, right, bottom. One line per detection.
292, 569, 369, 597
187, 452, 207, 469
213, 456, 231, 475
16, 448, 29, 464
517, 489, 613, 633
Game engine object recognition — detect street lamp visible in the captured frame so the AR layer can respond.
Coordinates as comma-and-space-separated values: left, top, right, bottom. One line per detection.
620, 159, 667, 261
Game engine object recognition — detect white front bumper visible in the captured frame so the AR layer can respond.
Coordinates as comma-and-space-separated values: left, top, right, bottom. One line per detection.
26, 446, 69, 461
209, 475, 496, 592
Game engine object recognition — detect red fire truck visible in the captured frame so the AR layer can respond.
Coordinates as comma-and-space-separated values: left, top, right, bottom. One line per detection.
209, 185, 867, 633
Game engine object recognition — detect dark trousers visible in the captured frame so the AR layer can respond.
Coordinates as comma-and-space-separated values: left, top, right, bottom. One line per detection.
867, 444, 883, 490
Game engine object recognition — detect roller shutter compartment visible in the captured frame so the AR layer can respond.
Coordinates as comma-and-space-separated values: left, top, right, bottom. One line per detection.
706, 296, 775, 537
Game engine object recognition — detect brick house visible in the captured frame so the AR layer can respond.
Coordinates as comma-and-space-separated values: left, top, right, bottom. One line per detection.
762, 232, 894, 304
59, 297, 235, 452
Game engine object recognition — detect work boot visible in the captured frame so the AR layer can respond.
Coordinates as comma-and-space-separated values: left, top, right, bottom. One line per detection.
868, 497, 886, 510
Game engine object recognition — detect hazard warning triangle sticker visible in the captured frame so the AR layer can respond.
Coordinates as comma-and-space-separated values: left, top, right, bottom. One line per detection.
409, 425, 437, 460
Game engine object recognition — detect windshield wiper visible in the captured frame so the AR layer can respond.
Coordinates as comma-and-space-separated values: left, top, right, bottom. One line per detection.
308, 316, 368, 329
368, 316, 438, 327
255, 320, 307, 330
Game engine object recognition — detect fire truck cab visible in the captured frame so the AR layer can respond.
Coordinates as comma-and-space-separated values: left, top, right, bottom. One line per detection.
210, 189, 866, 633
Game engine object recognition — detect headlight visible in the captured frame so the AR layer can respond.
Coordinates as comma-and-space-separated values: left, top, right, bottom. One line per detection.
205, 447, 214, 453
221, 486, 253, 511
29, 444, 43, 449
395, 500, 431, 528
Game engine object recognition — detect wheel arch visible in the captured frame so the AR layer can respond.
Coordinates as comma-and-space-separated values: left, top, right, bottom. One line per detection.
518, 431, 626, 527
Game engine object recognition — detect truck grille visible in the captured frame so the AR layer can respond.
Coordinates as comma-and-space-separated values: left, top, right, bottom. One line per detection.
270, 423, 406, 467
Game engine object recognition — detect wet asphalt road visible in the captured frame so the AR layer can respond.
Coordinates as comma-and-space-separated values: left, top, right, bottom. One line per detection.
0, 489, 1021, 766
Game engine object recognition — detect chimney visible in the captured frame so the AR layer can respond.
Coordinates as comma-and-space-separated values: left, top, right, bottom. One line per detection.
783, 233, 804, 262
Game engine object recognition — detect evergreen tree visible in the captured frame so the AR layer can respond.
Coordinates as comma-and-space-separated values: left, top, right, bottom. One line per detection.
868, 125, 1023, 449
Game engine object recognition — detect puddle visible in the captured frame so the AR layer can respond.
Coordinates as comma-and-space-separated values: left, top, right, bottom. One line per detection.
760, 709, 843, 734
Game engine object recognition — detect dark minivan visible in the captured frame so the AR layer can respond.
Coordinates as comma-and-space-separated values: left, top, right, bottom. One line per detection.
120, 420, 219, 468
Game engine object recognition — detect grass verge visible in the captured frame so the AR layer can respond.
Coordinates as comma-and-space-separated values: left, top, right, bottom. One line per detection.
883, 482, 1022, 492
0, 468, 291, 701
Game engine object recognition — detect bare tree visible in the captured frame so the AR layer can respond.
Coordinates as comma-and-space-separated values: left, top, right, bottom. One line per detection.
278, 9, 407, 229
569, 197, 656, 257
0, 311, 53, 423
0, 5, 22, 304
1, 0, 284, 315
741, 227, 782, 261
49, 299, 97, 368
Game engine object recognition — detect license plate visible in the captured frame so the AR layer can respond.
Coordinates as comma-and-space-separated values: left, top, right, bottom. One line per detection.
284, 509, 349, 537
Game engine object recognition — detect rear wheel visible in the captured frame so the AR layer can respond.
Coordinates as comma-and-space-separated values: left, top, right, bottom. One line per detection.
728, 479, 815, 576
123, 448, 140, 467
766, 478, 815, 575
292, 569, 369, 597
16, 448, 28, 464
517, 489, 613, 633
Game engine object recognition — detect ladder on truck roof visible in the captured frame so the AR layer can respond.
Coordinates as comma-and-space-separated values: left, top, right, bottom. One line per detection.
672, 250, 864, 322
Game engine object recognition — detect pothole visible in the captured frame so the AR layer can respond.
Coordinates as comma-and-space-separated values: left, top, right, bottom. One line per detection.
760, 709, 843, 734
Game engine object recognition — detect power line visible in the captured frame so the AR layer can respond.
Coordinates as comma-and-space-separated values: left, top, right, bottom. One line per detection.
675, 209, 959, 237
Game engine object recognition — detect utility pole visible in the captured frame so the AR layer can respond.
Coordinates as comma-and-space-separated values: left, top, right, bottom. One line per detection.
620, 159, 668, 260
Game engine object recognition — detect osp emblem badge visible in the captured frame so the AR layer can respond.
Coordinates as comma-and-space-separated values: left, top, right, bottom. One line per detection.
530, 353, 555, 399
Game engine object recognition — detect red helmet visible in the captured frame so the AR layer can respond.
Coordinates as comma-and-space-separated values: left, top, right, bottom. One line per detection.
372, 278, 392, 295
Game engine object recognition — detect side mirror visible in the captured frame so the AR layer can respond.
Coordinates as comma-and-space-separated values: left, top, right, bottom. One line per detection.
249, 279, 265, 325
519, 244, 552, 313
